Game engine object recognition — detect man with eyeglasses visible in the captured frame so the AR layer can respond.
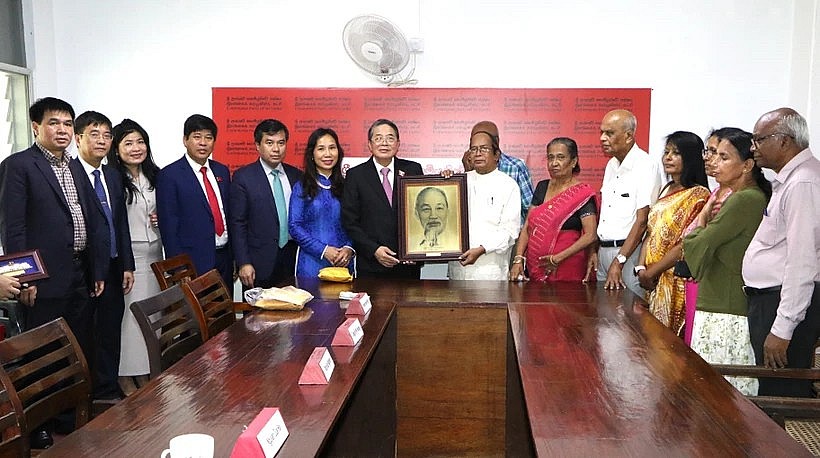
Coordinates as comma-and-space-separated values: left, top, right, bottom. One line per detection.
72, 111, 135, 401
594, 109, 661, 295
0, 98, 108, 446
342, 119, 422, 278
462, 121, 533, 223
448, 130, 521, 280
742, 108, 820, 397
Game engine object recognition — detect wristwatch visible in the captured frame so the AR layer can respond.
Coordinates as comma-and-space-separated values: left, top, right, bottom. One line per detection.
616, 253, 627, 264
633, 265, 647, 276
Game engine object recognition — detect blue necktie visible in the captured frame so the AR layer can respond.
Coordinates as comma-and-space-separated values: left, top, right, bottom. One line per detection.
92, 170, 117, 258
270, 170, 288, 248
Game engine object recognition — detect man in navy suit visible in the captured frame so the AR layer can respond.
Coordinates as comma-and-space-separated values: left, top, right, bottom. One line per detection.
157, 115, 233, 288
0, 97, 107, 446
342, 119, 422, 278
230, 119, 303, 288
72, 111, 135, 400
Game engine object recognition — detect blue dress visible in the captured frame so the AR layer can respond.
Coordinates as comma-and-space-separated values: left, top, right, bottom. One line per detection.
288, 176, 354, 277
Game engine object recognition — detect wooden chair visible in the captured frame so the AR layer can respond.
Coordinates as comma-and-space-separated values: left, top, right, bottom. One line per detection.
130, 284, 207, 379
713, 360, 820, 455
0, 318, 91, 444
0, 368, 27, 457
150, 253, 197, 291
182, 269, 249, 339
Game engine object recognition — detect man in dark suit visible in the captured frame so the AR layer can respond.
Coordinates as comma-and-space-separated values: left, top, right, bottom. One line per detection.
0, 97, 107, 446
72, 111, 135, 400
157, 115, 233, 288
342, 119, 422, 278
230, 119, 303, 288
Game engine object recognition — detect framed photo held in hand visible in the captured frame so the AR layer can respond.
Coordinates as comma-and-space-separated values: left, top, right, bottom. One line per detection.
0, 249, 49, 283
397, 174, 469, 262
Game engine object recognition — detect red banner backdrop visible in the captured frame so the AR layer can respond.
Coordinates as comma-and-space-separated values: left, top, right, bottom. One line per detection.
212, 88, 651, 189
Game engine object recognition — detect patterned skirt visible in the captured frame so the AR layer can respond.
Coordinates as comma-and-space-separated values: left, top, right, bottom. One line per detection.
690, 310, 759, 396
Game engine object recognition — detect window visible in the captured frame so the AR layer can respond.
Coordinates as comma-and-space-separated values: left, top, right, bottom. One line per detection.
0, 1, 30, 162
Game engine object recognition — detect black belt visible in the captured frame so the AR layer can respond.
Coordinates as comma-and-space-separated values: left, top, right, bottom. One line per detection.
743, 285, 782, 296
599, 239, 627, 248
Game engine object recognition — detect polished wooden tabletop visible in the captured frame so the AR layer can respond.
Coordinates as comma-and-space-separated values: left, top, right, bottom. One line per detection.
41, 299, 396, 457
42, 278, 807, 457
507, 285, 810, 457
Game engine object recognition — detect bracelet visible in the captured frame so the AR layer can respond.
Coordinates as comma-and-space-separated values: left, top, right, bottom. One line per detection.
513, 255, 525, 261
633, 265, 647, 276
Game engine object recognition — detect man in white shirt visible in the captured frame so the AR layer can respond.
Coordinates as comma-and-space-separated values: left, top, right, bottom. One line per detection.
594, 110, 661, 295
449, 130, 521, 280
743, 108, 820, 397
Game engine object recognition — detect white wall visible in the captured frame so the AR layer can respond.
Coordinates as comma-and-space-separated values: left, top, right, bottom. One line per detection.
25, 0, 819, 165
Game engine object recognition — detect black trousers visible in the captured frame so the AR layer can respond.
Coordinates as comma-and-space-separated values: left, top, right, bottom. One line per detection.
91, 258, 126, 399
25, 254, 94, 362
256, 241, 298, 289
748, 282, 820, 397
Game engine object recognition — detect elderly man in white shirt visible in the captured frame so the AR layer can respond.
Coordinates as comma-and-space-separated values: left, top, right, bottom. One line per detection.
449, 130, 521, 280
593, 110, 662, 295
743, 108, 820, 397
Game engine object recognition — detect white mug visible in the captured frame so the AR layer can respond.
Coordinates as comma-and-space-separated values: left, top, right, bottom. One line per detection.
160, 433, 214, 458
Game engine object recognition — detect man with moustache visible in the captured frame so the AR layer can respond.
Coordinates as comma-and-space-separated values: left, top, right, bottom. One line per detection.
157, 114, 233, 287
414, 186, 453, 249
229, 119, 302, 288
595, 109, 661, 294
449, 130, 521, 280
0, 97, 107, 446
342, 119, 423, 278
462, 121, 533, 222
743, 108, 820, 396
72, 110, 135, 401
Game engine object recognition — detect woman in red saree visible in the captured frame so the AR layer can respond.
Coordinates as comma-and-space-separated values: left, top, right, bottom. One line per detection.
509, 137, 599, 282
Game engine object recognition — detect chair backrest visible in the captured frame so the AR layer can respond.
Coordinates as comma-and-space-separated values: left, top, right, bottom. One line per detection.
150, 253, 198, 291
0, 368, 27, 457
129, 284, 207, 379
0, 317, 91, 435
182, 269, 236, 338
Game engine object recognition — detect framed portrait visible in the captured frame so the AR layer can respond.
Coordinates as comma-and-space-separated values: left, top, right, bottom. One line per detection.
0, 249, 49, 283
397, 174, 469, 262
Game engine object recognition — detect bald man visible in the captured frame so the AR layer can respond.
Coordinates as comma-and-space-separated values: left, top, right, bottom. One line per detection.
743, 108, 820, 396
594, 109, 661, 295
462, 121, 533, 222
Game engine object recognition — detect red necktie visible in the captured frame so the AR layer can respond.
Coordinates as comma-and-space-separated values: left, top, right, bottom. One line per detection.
200, 166, 225, 235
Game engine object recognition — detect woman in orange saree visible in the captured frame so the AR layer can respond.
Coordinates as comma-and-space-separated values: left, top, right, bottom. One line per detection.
510, 137, 598, 282
636, 131, 710, 336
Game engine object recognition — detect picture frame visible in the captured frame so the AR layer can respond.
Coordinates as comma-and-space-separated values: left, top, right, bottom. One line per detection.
397, 174, 469, 262
0, 249, 49, 283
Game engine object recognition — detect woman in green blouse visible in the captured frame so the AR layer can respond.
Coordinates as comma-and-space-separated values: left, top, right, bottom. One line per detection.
683, 128, 771, 395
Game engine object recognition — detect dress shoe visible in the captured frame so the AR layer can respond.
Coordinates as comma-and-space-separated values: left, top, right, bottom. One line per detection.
30, 428, 54, 449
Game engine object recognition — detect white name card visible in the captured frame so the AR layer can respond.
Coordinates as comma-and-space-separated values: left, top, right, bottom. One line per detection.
298, 347, 334, 385
256, 409, 289, 458
331, 317, 364, 346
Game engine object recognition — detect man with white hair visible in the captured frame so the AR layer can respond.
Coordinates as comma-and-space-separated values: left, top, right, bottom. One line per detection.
743, 107, 820, 397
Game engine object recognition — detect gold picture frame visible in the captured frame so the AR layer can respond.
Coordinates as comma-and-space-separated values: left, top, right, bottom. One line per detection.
397, 174, 469, 262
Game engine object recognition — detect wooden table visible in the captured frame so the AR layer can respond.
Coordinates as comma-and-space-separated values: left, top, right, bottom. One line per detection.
43, 279, 808, 457
42, 299, 397, 457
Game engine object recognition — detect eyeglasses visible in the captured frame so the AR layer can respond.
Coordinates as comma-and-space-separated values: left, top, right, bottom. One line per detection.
81, 132, 113, 141
468, 145, 492, 154
702, 147, 718, 159
371, 135, 397, 145
751, 132, 792, 148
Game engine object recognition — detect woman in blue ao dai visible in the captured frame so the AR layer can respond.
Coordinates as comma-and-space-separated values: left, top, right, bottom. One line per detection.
288, 128, 355, 276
